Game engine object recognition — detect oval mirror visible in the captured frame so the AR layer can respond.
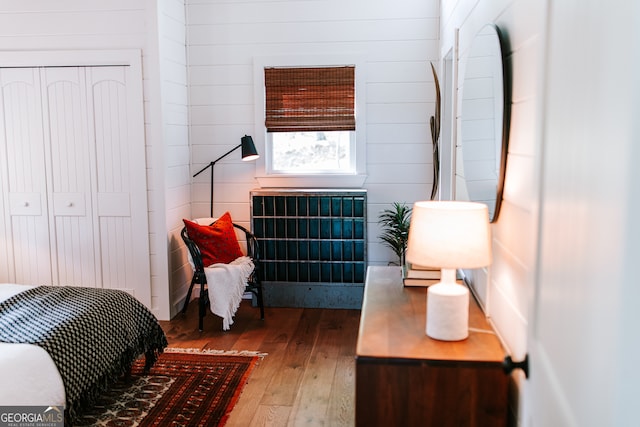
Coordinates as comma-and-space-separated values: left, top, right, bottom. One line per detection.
459, 24, 509, 222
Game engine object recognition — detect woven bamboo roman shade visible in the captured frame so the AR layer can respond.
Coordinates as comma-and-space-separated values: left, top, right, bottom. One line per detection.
264, 66, 355, 132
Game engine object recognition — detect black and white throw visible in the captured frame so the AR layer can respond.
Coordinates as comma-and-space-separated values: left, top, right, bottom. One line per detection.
0, 285, 168, 422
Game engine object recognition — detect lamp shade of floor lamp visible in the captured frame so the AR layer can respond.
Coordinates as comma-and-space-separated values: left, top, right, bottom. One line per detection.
406, 201, 492, 341
193, 135, 259, 217
240, 135, 259, 161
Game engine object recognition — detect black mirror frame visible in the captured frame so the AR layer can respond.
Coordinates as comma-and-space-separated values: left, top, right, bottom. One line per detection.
460, 24, 511, 223
492, 24, 511, 223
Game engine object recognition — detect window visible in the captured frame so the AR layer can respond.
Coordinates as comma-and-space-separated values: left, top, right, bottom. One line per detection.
264, 66, 356, 174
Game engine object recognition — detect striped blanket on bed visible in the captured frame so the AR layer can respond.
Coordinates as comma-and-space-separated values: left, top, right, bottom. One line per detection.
0, 286, 167, 422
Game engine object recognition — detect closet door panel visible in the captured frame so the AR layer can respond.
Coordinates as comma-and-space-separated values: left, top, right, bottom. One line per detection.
0, 68, 52, 285
41, 67, 98, 287
87, 66, 150, 304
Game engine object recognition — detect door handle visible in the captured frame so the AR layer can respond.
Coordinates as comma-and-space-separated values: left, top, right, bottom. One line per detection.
503, 354, 529, 378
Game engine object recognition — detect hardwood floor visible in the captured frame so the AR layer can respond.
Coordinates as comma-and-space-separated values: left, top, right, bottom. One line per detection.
159, 299, 361, 426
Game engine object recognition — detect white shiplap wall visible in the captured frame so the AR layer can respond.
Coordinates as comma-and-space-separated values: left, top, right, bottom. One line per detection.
441, 0, 546, 425
186, 0, 440, 267
156, 0, 192, 317
0, 1, 148, 50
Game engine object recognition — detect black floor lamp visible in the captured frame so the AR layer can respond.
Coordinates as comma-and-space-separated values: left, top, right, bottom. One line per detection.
193, 135, 259, 217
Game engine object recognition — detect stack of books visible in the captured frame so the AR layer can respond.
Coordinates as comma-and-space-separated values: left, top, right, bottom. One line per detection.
402, 262, 441, 287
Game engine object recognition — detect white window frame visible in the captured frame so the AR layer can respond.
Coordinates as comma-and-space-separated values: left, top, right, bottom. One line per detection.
253, 54, 367, 188
268, 130, 356, 174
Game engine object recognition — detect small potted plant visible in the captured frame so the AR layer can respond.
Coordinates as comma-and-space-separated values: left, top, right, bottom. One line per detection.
378, 202, 412, 266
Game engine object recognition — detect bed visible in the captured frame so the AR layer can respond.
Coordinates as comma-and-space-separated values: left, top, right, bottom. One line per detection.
0, 283, 168, 423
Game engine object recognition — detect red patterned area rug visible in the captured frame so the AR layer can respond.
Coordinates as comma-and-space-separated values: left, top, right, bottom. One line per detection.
74, 348, 264, 427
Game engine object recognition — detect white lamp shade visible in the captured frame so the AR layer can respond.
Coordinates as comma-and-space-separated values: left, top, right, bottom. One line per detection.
406, 201, 492, 269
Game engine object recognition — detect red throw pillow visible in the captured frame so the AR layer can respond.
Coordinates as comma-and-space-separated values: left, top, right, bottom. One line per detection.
183, 212, 244, 267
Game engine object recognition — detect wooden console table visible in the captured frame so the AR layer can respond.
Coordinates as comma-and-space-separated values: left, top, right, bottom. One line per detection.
355, 266, 508, 427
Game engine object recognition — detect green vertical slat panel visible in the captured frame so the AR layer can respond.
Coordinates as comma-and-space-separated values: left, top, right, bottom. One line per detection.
265, 240, 276, 260
355, 264, 365, 282
309, 241, 320, 260
331, 218, 342, 239
265, 218, 275, 238
343, 263, 354, 283
343, 241, 353, 260
332, 263, 342, 282
299, 263, 309, 282
320, 241, 331, 261
253, 218, 264, 237
320, 197, 330, 216
298, 218, 308, 238
275, 196, 286, 216
342, 219, 353, 239
287, 263, 298, 282
265, 263, 276, 281
320, 219, 331, 239
332, 241, 342, 261
277, 262, 287, 281
309, 263, 320, 282
343, 197, 353, 216
298, 241, 309, 260
309, 218, 319, 238
275, 218, 286, 239
355, 241, 365, 261
264, 196, 275, 216
309, 197, 319, 216
354, 219, 364, 239
321, 263, 331, 282
286, 196, 297, 216
354, 197, 364, 217
297, 197, 307, 216
287, 218, 297, 238
276, 240, 287, 259
331, 197, 342, 216
253, 196, 264, 216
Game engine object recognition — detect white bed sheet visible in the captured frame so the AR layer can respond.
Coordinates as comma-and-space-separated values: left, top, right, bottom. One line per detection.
0, 284, 65, 406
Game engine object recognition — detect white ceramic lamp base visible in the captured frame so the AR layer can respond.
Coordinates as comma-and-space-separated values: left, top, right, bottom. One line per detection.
426, 280, 469, 341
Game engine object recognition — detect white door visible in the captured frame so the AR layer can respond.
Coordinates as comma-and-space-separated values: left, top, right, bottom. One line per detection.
41, 67, 98, 288
85, 65, 150, 305
0, 65, 150, 308
526, 2, 640, 426
0, 68, 52, 285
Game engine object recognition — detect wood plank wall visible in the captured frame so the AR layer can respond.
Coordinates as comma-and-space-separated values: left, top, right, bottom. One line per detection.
186, 0, 440, 268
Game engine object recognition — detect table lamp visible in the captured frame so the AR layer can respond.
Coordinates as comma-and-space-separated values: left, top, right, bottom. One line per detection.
406, 201, 492, 341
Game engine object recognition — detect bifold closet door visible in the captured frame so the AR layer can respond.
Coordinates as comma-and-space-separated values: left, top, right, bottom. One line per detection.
81, 66, 150, 306
0, 65, 150, 308
41, 67, 98, 288
0, 68, 52, 285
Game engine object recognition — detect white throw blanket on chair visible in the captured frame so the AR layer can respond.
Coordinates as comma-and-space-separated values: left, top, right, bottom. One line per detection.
204, 256, 254, 330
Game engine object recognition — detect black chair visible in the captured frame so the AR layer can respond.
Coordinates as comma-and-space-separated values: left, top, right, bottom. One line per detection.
181, 222, 264, 331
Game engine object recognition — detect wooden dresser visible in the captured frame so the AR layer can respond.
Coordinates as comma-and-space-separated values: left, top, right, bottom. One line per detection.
355, 266, 508, 427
